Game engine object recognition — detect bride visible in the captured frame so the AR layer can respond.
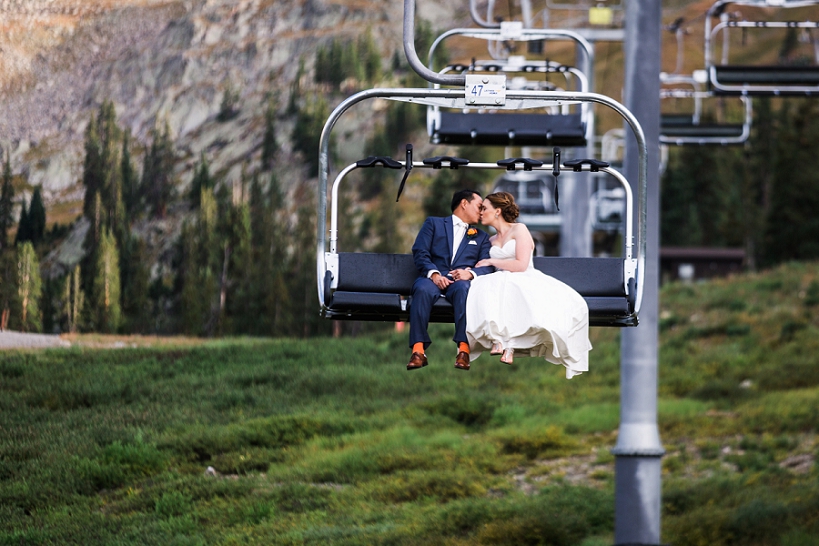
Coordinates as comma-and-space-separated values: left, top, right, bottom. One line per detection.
465, 191, 592, 378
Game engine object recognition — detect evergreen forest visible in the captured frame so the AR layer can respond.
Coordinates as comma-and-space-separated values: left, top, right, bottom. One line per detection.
1, 25, 819, 338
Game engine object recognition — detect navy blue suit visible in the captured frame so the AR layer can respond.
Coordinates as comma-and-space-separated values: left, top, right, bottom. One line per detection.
410, 216, 493, 349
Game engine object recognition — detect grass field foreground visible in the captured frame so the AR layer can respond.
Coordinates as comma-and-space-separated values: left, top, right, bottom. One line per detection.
2, 261, 819, 545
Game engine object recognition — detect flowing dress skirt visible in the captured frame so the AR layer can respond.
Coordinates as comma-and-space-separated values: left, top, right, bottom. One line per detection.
466, 268, 592, 378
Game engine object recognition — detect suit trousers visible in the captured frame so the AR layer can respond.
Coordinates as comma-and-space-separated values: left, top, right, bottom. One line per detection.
409, 277, 471, 349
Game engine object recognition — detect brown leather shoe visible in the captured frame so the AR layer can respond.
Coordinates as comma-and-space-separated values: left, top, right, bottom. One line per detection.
407, 351, 428, 370
454, 351, 470, 371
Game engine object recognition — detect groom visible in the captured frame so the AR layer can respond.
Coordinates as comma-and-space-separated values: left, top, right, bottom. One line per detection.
407, 189, 493, 371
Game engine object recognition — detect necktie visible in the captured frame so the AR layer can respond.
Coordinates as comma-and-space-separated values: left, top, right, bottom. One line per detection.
452, 220, 466, 264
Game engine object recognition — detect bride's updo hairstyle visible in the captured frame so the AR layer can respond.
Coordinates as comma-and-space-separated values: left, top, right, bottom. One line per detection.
486, 192, 520, 222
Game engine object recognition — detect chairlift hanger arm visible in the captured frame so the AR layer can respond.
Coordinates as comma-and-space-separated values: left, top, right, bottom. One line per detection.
426, 27, 594, 82
469, 0, 500, 28
705, 0, 819, 70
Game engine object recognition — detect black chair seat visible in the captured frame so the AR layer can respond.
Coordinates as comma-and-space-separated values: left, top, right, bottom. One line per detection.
711, 65, 819, 95
431, 112, 586, 146
324, 253, 636, 326
660, 118, 746, 138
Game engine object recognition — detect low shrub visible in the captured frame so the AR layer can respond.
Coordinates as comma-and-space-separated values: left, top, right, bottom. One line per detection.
423, 394, 498, 429
272, 483, 335, 513
373, 470, 486, 503
493, 425, 576, 460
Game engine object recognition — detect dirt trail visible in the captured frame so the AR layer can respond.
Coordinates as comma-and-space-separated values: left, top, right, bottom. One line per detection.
0, 331, 71, 349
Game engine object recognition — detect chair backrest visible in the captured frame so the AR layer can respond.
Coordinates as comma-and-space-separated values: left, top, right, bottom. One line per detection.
335, 252, 627, 298
432, 112, 586, 146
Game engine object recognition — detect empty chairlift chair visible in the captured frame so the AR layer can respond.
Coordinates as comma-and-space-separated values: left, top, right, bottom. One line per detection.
705, 0, 819, 96
659, 73, 752, 145
424, 25, 594, 147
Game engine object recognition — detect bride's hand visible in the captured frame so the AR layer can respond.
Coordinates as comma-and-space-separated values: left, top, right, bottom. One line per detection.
476, 259, 492, 268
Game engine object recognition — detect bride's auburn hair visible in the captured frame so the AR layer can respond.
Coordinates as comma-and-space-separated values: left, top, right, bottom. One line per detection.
486, 192, 520, 222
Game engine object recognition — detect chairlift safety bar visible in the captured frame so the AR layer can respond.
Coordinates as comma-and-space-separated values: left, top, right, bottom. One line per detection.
328, 161, 633, 260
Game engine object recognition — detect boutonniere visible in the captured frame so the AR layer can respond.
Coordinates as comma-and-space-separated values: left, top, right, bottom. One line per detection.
466, 227, 478, 238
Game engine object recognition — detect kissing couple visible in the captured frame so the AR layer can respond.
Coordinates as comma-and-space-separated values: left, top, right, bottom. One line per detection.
407, 188, 591, 378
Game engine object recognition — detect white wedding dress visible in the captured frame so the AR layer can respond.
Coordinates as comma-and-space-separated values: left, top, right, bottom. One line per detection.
466, 240, 592, 379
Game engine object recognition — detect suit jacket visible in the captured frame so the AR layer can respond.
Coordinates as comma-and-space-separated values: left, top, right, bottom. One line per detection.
412, 216, 493, 279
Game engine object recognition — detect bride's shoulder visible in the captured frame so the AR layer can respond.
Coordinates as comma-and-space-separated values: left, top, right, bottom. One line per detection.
511, 223, 531, 236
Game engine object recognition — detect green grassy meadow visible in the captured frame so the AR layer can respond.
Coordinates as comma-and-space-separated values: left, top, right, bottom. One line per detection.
2, 262, 819, 545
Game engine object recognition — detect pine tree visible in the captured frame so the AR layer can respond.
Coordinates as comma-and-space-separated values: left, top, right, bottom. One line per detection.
359, 27, 381, 83
80, 191, 104, 299
0, 153, 15, 250
372, 178, 402, 254
142, 121, 175, 218
287, 183, 328, 337
329, 39, 345, 87
179, 220, 205, 335
15, 197, 30, 245
218, 81, 240, 122
121, 236, 151, 333
291, 94, 332, 177
764, 99, 819, 263
0, 249, 15, 330
423, 169, 459, 218
315, 44, 329, 84
180, 188, 218, 336
64, 265, 84, 333
742, 97, 776, 270
288, 56, 305, 115
28, 186, 46, 244
121, 130, 139, 218
91, 228, 121, 333
225, 200, 252, 334
258, 172, 290, 335
82, 113, 103, 219
261, 100, 278, 171
81, 102, 127, 242
189, 153, 212, 207
13, 241, 42, 332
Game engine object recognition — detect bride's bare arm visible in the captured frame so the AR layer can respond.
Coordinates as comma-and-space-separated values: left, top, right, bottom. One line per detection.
503, 225, 533, 272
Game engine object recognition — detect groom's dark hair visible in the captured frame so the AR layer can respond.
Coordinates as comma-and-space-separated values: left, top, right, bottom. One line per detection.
450, 189, 481, 212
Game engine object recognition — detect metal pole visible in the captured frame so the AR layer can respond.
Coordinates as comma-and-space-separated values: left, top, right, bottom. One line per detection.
614, 0, 664, 543
560, 39, 595, 258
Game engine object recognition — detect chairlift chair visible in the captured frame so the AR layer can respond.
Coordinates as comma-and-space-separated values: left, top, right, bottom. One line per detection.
705, 0, 819, 95
316, 87, 648, 327
428, 61, 588, 146
659, 73, 753, 145
424, 25, 595, 147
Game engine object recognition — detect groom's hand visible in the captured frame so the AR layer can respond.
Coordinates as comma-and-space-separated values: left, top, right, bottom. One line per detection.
450, 268, 474, 281
431, 272, 453, 289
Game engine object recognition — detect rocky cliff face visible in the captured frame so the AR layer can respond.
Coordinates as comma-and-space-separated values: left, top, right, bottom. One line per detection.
1, 0, 463, 277
1, 0, 460, 204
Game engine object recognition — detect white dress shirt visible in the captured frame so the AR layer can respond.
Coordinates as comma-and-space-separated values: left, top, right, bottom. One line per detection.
427, 215, 476, 281
452, 216, 468, 263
